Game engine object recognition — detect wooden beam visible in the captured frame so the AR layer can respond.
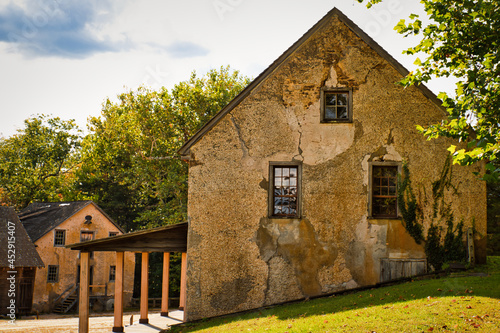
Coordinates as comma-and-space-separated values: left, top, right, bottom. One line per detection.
66, 223, 188, 253
179, 252, 187, 311
139, 252, 149, 324
112, 252, 124, 332
161, 252, 170, 316
79, 252, 90, 333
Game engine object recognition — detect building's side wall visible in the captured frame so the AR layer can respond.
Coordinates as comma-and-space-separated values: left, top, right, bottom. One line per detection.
32, 205, 135, 313
185, 14, 486, 321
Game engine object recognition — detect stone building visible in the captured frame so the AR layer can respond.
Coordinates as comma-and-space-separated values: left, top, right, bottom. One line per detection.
178, 8, 487, 321
0, 207, 44, 316
19, 201, 135, 313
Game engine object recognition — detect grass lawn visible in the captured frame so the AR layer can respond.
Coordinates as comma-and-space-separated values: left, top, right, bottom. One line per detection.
169, 257, 500, 332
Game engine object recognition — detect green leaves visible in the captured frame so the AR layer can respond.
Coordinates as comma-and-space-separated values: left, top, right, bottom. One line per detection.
359, 0, 500, 178
0, 115, 82, 208
77, 66, 250, 230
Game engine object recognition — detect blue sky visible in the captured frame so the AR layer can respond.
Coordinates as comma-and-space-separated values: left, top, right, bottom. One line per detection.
0, 0, 453, 137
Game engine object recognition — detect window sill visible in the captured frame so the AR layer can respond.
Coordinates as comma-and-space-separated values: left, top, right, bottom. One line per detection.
320, 120, 353, 124
367, 216, 402, 224
368, 216, 401, 220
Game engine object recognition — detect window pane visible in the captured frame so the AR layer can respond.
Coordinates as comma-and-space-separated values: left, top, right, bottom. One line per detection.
282, 177, 290, 187
325, 93, 337, 105
337, 107, 348, 119
290, 168, 297, 177
282, 168, 289, 177
389, 178, 396, 187
275, 176, 282, 187
337, 93, 348, 105
325, 107, 336, 119
274, 186, 282, 196
275, 168, 282, 177
383, 167, 393, 177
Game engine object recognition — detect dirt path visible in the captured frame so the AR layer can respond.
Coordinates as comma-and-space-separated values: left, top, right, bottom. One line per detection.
0, 312, 133, 333
0, 311, 182, 333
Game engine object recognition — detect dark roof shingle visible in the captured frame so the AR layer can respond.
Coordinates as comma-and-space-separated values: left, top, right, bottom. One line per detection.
0, 207, 44, 268
19, 201, 123, 242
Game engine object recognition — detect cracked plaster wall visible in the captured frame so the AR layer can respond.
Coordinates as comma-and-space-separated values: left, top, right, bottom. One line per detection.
184, 13, 487, 321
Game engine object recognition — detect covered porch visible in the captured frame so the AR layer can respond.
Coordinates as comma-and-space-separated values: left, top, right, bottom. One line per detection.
67, 222, 188, 333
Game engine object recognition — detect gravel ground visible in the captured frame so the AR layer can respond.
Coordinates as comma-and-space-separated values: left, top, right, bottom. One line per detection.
0, 311, 155, 333
0, 312, 117, 333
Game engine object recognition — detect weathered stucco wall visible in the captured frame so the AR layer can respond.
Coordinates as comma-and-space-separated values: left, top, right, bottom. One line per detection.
32, 204, 135, 313
185, 12, 486, 321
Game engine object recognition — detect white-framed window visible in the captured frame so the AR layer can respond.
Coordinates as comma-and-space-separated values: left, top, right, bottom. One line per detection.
47, 265, 59, 283
269, 162, 302, 218
54, 229, 66, 246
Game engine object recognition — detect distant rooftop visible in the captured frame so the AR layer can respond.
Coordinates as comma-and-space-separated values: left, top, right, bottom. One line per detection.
19, 201, 123, 242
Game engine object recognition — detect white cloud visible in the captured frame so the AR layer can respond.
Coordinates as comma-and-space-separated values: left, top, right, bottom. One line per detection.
0, 0, 454, 138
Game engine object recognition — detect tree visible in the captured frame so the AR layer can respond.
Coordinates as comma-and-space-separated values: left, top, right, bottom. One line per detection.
77, 66, 250, 230
358, 0, 500, 178
0, 115, 82, 209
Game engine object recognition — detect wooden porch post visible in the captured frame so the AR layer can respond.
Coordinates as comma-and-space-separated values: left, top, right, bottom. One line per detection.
139, 252, 149, 324
161, 252, 170, 316
112, 252, 125, 332
179, 252, 187, 310
79, 251, 90, 333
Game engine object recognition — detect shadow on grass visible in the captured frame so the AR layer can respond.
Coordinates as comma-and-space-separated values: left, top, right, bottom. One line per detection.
170, 257, 500, 332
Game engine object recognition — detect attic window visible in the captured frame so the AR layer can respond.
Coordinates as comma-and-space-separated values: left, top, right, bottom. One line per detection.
54, 229, 66, 246
81, 230, 95, 242
321, 88, 352, 123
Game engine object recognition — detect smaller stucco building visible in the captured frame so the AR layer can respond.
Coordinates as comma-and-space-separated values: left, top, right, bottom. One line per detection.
19, 201, 135, 313
0, 207, 44, 316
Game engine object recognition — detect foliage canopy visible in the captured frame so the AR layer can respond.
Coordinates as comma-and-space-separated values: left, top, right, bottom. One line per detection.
77, 66, 250, 230
359, 0, 500, 179
0, 115, 81, 208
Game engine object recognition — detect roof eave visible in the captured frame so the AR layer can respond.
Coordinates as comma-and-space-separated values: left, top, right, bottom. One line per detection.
66, 222, 188, 252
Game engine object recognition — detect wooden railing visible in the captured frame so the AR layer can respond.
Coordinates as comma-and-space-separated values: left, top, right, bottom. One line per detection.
89, 284, 108, 297
130, 297, 180, 308
53, 283, 78, 304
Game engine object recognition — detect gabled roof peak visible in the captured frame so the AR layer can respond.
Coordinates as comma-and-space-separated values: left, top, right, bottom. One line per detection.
178, 7, 442, 158
0, 207, 44, 268
19, 201, 123, 242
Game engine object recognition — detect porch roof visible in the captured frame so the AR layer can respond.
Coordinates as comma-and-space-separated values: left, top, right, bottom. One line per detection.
66, 222, 188, 252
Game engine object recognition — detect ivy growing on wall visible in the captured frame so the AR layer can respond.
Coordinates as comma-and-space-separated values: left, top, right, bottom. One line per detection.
397, 159, 467, 271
